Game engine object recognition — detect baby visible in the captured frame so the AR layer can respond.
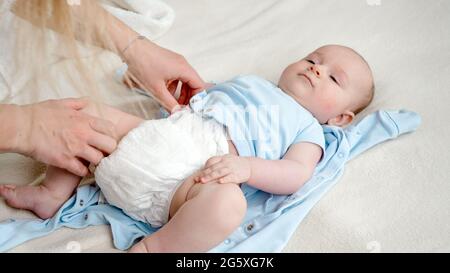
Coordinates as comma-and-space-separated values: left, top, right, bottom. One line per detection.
0, 45, 374, 253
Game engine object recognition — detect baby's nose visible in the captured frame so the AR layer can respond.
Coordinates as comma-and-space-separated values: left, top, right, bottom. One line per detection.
308, 66, 321, 77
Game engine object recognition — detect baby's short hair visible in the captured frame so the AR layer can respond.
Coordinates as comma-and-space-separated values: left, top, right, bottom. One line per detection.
351, 48, 375, 115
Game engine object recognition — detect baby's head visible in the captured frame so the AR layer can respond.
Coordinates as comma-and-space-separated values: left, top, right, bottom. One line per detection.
279, 45, 374, 126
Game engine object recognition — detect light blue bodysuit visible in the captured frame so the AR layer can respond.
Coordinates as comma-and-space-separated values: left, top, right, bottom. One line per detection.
189, 75, 325, 159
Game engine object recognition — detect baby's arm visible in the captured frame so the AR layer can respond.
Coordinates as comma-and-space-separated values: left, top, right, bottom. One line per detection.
246, 143, 322, 194
196, 142, 322, 195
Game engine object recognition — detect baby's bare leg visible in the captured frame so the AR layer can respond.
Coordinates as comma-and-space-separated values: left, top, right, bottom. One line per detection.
0, 167, 81, 219
0, 100, 145, 219
129, 175, 247, 253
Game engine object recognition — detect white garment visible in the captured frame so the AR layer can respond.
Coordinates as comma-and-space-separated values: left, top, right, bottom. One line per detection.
101, 0, 175, 40
94, 109, 229, 227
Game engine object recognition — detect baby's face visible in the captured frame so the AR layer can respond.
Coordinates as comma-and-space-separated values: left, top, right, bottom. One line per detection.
278, 45, 373, 126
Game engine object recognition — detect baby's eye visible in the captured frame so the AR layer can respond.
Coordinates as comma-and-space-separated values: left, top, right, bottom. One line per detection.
306, 59, 315, 65
330, 75, 339, 85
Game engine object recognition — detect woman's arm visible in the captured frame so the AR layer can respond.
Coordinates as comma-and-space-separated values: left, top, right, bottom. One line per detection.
0, 104, 22, 153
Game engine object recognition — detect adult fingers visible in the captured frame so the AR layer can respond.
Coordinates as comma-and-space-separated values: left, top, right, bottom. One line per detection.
152, 82, 181, 114
123, 72, 135, 89
167, 80, 179, 96
77, 145, 104, 166
177, 82, 188, 105
89, 117, 117, 143
126, 72, 181, 113
65, 158, 89, 177
178, 82, 193, 105
179, 68, 206, 95
126, 71, 179, 112
87, 131, 117, 155
125, 71, 142, 89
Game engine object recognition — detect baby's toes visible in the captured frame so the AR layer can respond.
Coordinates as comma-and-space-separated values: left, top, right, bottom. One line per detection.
0, 184, 17, 198
0, 185, 22, 208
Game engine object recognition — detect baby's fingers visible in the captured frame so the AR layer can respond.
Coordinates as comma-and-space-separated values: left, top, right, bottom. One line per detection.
197, 173, 220, 183
197, 168, 230, 183
204, 156, 223, 168
194, 162, 223, 182
194, 168, 212, 182
218, 174, 238, 184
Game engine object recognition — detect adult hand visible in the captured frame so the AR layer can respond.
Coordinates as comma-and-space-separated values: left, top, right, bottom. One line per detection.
123, 39, 206, 113
15, 98, 117, 176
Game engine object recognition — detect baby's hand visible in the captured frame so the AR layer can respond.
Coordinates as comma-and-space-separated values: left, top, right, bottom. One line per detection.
195, 154, 251, 185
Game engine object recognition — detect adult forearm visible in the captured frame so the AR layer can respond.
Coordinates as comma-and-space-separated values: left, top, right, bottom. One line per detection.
71, 3, 144, 55
0, 104, 25, 153
103, 8, 140, 58
66, 3, 153, 59
247, 158, 313, 195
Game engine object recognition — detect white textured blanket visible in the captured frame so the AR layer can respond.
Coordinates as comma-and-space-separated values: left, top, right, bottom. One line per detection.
1, 0, 449, 252
101, 0, 174, 39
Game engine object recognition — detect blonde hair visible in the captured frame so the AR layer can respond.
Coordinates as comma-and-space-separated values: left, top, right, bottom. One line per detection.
3, 0, 119, 103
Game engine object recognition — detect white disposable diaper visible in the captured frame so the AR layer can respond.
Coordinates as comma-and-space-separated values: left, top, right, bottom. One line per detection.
95, 108, 229, 227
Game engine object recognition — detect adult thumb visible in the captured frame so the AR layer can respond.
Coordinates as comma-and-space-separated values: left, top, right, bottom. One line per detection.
153, 83, 182, 114
179, 69, 206, 95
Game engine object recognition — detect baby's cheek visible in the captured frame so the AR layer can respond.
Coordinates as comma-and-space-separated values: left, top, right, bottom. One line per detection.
317, 94, 337, 112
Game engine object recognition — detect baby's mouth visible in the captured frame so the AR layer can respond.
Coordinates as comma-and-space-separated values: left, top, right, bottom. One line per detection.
298, 73, 314, 88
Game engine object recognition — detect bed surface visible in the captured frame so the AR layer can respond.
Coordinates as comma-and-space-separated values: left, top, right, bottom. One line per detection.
1, 0, 449, 252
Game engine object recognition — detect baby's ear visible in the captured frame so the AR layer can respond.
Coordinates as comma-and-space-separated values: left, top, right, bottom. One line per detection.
326, 111, 355, 127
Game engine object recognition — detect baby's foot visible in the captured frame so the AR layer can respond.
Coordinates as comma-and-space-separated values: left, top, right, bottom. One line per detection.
0, 184, 66, 219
